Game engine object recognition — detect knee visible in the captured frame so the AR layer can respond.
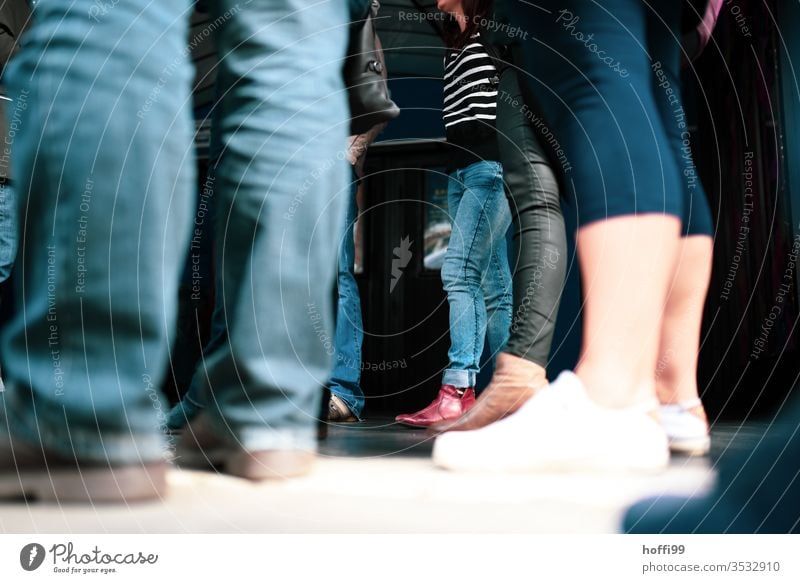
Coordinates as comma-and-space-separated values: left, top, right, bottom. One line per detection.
440, 260, 459, 292
441, 258, 477, 293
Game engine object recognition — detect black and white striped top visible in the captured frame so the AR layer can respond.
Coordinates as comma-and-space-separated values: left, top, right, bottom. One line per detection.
442, 32, 500, 170
443, 32, 497, 130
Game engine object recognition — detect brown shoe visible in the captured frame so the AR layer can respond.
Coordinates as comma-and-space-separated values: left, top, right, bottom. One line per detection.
0, 434, 167, 503
428, 352, 547, 433
327, 394, 358, 422
225, 449, 315, 480
174, 414, 314, 481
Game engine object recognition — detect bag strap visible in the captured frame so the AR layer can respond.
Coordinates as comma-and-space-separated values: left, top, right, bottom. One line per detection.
476, 34, 512, 90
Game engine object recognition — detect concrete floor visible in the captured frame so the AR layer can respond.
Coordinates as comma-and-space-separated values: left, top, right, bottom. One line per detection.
0, 421, 759, 534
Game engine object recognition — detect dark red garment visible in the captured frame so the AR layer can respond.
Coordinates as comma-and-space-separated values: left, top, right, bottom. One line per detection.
395, 386, 476, 428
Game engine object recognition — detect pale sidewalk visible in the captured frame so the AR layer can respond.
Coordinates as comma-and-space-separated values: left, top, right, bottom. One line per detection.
0, 420, 745, 534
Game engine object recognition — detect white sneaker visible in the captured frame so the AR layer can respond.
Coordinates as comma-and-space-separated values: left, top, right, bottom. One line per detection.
659, 399, 710, 456
432, 371, 669, 473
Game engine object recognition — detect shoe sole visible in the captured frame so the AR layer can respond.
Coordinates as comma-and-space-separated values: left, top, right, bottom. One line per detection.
395, 419, 434, 428
328, 396, 358, 423
433, 451, 669, 474
668, 436, 711, 457
172, 444, 230, 470
173, 446, 314, 481
396, 416, 461, 429
433, 445, 669, 474
226, 450, 315, 481
432, 429, 670, 474
0, 463, 167, 503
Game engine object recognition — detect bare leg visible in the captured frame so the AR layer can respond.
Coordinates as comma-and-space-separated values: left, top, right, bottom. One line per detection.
653, 236, 713, 455
656, 235, 713, 422
432, 214, 683, 471
574, 215, 682, 409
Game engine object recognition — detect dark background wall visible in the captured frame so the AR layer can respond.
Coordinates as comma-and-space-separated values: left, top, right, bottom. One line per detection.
688, 0, 799, 420
358, 0, 800, 419
174, 1, 800, 421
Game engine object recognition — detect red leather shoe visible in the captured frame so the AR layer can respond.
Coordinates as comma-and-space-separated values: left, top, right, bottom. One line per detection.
395, 385, 476, 428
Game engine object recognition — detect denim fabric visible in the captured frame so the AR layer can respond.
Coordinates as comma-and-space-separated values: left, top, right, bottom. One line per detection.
441, 160, 512, 388
0, 0, 349, 462
163, 270, 225, 432
187, 0, 348, 452
0, 0, 196, 462
328, 174, 364, 418
0, 92, 18, 284
167, 0, 353, 431
0, 180, 15, 283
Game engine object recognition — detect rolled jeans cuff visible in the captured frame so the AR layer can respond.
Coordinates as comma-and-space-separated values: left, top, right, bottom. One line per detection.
442, 369, 476, 389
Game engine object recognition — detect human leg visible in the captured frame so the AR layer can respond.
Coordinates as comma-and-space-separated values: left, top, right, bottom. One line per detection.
440, 161, 509, 388
0, 0, 194, 500
179, 0, 350, 478
434, 0, 685, 471
329, 173, 365, 420
433, 69, 565, 432
397, 161, 508, 427
646, 3, 714, 454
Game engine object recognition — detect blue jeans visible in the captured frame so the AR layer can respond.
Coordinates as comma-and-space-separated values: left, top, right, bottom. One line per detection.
441, 160, 513, 388
0, 180, 15, 284
0, 0, 348, 462
0, 92, 17, 285
327, 0, 375, 419
328, 174, 365, 418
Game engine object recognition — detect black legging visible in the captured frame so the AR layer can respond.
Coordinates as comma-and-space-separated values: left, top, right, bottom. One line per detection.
496, 68, 567, 366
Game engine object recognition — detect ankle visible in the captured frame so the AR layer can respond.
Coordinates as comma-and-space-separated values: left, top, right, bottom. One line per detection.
655, 377, 701, 406
496, 352, 548, 385
575, 364, 656, 410
685, 403, 708, 425
662, 400, 708, 424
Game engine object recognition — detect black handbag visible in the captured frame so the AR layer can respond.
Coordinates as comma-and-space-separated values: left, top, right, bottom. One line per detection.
344, 0, 399, 135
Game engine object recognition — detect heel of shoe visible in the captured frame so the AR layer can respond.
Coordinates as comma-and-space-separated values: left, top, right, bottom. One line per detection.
3, 462, 168, 503
660, 402, 710, 457
668, 435, 711, 457
225, 450, 315, 481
